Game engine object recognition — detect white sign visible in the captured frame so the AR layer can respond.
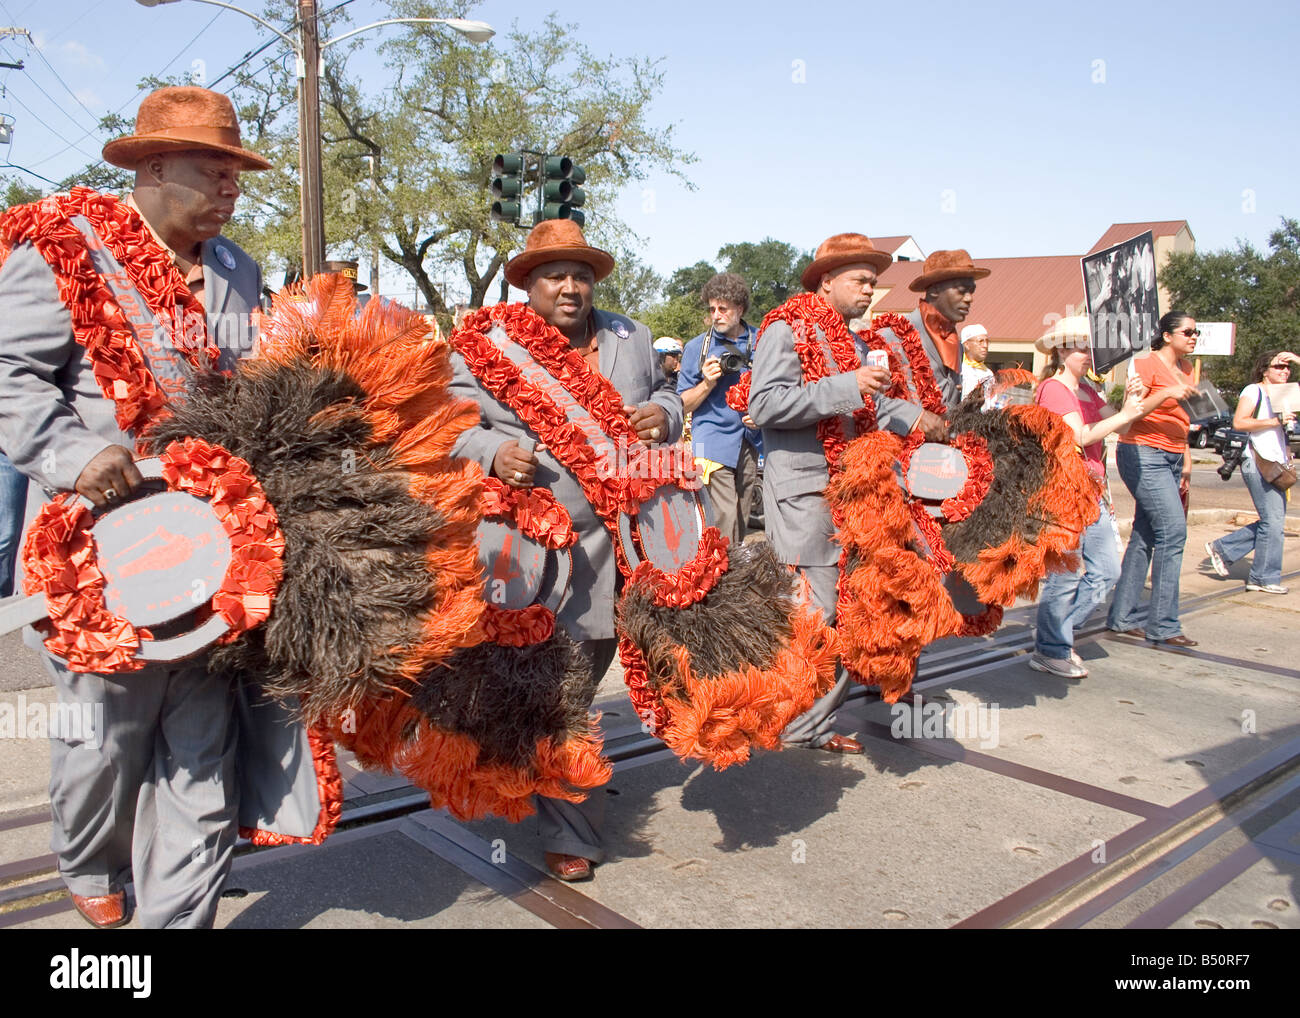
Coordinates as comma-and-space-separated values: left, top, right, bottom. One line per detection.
1194, 322, 1236, 357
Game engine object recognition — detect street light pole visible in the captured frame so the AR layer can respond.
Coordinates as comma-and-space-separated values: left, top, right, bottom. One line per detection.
297, 0, 324, 277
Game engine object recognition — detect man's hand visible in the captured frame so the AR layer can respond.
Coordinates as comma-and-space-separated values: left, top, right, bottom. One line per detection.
75, 445, 145, 508
701, 357, 723, 384
914, 410, 949, 442
854, 365, 889, 397
626, 403, 669, 443
742, 414, 756, 429
492, 439, 540, 488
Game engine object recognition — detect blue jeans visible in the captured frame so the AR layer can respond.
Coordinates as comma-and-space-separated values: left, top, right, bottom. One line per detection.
0, 453, 26, 598
1212, 453, 1287, 586
1107, 443, 1187, 640
1036, 496, 1122, 658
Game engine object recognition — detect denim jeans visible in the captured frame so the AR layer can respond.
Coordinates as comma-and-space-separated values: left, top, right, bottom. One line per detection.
1212, 452, 1287, 586
1036, 496, 1122, 658
1107, 442, 1187, 639
0, 453, 26, 598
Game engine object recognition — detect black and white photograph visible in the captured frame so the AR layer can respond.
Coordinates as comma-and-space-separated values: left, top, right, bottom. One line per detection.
1082, 230, 1159, 374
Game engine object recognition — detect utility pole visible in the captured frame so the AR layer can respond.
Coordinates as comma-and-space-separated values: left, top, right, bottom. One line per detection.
297, 0, 324, 278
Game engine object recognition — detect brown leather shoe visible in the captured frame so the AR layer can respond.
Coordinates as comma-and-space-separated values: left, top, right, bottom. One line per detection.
544, 852, 593, 882
70, 891, 129, 929
1110, 628, 1146, 638
818, 734, 864, 754
1153, 634, 1198, 648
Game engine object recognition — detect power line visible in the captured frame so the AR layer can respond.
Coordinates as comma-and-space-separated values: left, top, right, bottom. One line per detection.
25, 29, 104, 127
4, 81, 100, 161
1, 160, 60, 186
19, 63, 100, 134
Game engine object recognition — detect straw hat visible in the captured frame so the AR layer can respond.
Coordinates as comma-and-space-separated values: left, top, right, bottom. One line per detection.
1035, 315, 1091, 353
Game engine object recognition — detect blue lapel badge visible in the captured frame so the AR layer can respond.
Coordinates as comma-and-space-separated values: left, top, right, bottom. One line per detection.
215, 244, 236, 271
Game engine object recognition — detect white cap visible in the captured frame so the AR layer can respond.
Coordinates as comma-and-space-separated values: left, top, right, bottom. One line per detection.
960, 324, 988, 344
653, 336, 683, 354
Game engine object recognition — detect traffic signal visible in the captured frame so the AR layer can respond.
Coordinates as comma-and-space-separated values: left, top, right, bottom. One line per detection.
540, 156, 586, 227
490, 152, 524, 224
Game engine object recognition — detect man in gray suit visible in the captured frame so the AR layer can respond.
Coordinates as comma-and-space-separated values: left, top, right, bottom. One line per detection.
0, 87, 269, 928
450, 220, 681, 881
875, 248, 992, 419
748, 233, 908, 753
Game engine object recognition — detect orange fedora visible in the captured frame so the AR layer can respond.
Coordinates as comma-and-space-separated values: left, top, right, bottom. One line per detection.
102, 86, 272, 171
801, 233, 893, 291
504, 220, 615, 289
908, 249, 991, 293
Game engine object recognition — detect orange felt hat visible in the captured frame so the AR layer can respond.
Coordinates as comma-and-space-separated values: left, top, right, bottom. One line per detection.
504, 220, 615, 289
908, 249, 991, 293
801, 233, 893, 291
102, 86, 272, 171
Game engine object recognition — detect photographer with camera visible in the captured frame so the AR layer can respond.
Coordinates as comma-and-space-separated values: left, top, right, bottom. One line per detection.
1206, 349, 1300, 594
678, 272, 763, 544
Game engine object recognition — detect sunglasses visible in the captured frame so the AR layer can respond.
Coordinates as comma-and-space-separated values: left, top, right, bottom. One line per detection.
1174, 328, 1201, 338
1269, 362, 1291, 370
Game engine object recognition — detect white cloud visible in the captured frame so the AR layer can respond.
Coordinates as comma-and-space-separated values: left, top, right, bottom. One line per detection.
74, 87, 101, 109
59, 40, 106, 71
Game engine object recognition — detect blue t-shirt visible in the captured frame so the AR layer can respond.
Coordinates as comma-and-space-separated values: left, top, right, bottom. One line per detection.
678, 324, 763, 469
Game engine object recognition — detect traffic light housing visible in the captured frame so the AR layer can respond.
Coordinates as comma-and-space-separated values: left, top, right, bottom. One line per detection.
490, 152, 524, 224
540, 155, 586, 226
488, 152, 587, 228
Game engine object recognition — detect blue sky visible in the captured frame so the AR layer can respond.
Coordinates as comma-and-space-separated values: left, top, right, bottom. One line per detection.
2, 0, 1298, 298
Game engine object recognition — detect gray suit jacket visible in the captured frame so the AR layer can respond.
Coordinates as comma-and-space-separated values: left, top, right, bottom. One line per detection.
749, 316, 915, 568
0, 233, 262, 500
875, 308, 963, 416
451, 307, 683, 641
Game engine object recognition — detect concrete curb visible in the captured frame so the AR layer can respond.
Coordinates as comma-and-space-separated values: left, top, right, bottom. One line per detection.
1114, 507, 1300, 539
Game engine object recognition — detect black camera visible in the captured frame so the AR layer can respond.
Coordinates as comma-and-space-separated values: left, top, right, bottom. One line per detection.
719, 351, 750, 374
1217, 431, 1248, 480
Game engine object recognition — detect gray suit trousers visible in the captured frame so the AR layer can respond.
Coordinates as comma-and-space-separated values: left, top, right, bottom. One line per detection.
780, 564, 851, 749
534, 637, 618, 862
43, 653, 238, 929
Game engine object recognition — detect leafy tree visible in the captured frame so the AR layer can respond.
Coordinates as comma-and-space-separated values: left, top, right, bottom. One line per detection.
717, 238, 813, 319
1161, 218, 1300, 395
641, 295, 707, 343
1, 177, 44, 206
664, 259, 716, 301
594, 244, 662, 317
218, 1, 693, 326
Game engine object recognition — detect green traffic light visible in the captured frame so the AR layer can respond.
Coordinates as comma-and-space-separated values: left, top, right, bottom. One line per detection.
566, 186, 586, 208
541, 202, 570, 219
568, 165, 585, 186
491, 200, 522, 223
542, 179, 572, 202
543, 155, 573, 179
492, 176, 522, 198
492, 153, 523, 176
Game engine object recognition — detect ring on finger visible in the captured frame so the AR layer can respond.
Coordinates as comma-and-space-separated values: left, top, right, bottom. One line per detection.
103, 487, 118, 502
649, 426, 661, 440
513, 470, 524, 483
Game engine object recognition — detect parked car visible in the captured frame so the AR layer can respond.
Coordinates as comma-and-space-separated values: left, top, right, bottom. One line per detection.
1189, 412, 1232, 448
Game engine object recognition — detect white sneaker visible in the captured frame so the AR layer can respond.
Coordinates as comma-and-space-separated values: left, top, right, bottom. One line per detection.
1205, 542, 1229, 578
1029, 652, 1088, 678
1069, 650, 1085, 668
1245, 583, 1289, 594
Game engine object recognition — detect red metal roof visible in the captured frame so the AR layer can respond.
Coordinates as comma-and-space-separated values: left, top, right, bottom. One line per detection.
872, 255, 1084, 343
1087, 220, 1190, 255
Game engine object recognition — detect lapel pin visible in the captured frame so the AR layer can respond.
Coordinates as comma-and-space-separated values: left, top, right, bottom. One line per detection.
215, 245, 236, 271
613, 320, 628, 338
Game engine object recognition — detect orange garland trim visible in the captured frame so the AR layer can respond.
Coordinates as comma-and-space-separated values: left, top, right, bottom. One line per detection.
20, 438, 285, 672
0, 188, 219, 442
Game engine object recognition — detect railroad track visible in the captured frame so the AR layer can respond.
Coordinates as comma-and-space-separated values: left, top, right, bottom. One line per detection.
2, 573, 1296, 929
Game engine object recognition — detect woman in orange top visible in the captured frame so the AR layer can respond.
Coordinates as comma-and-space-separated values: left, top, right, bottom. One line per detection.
1106, 312, 1201, 645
